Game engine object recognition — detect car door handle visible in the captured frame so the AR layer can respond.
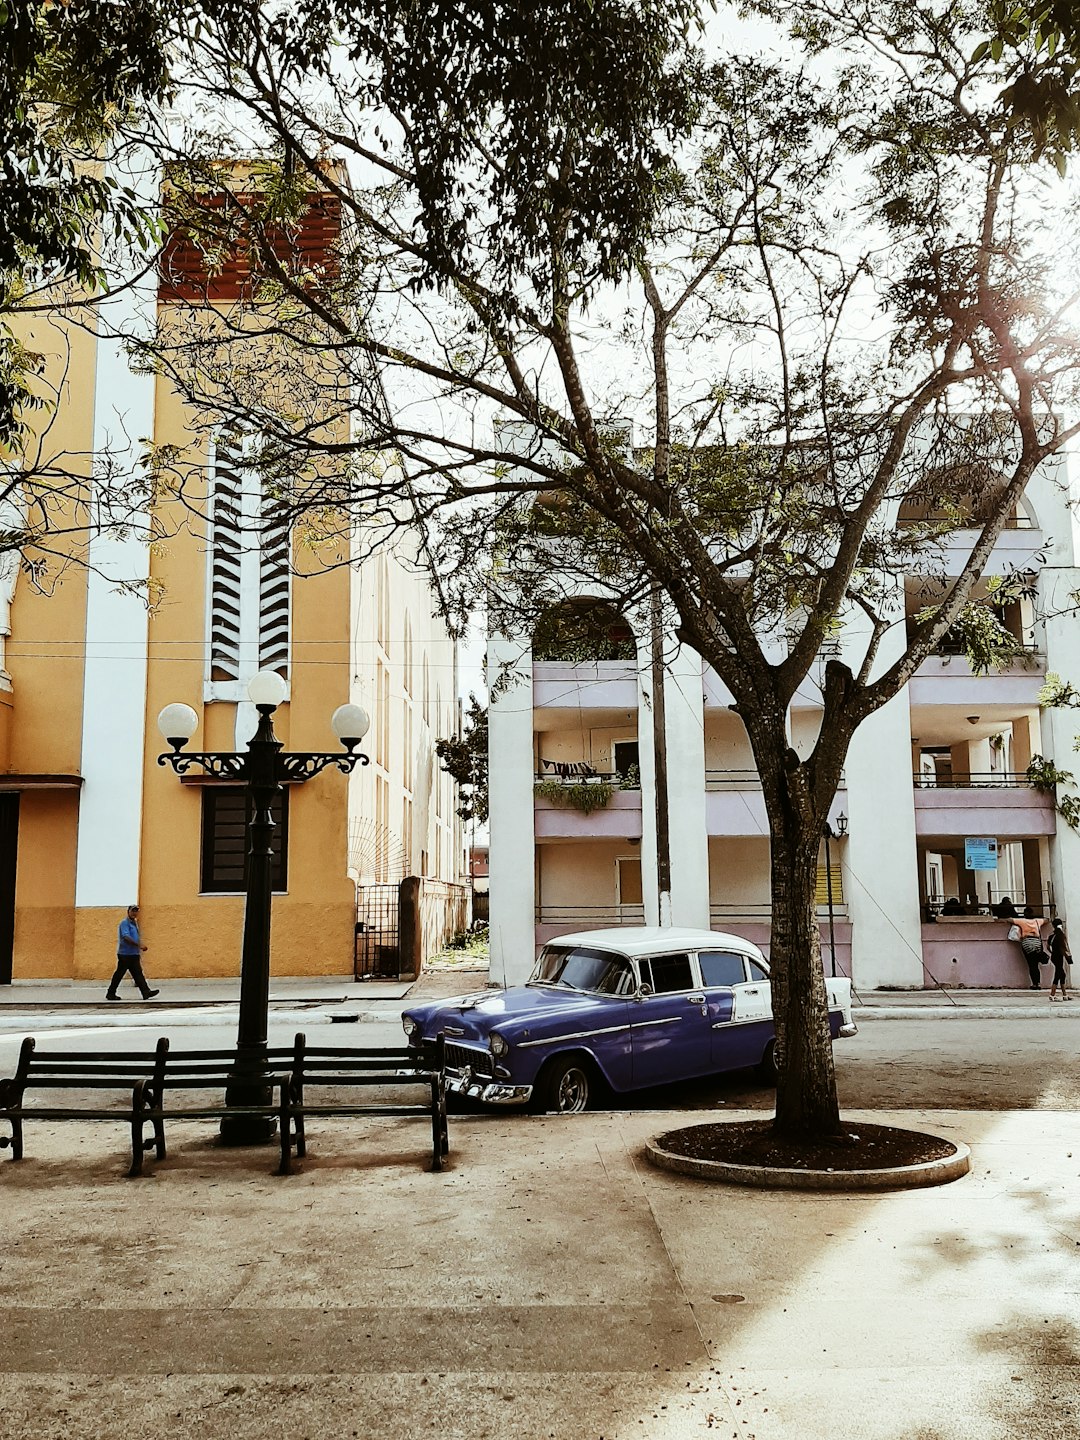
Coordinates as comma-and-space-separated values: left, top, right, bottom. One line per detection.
687, 995, 705, 1005
743, 988, 760, 996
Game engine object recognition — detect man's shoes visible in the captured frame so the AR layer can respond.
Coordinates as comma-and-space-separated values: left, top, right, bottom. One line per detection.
142, 989, 160, 1000
105, 993, 121, 1001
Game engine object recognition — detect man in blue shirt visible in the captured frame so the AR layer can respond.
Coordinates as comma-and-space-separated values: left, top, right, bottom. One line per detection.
105, 904, 160, 1001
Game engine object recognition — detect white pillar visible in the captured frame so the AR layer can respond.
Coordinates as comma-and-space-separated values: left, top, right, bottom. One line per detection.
635, 646, 660, 927
665, 645, 710, 928
842, 586, 924, 988
1043, 567, 1080, 931
74, 151, 157, 910
487, 636, 536, 986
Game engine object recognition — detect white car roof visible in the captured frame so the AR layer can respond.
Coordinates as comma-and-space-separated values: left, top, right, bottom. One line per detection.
543, 927, 766, 961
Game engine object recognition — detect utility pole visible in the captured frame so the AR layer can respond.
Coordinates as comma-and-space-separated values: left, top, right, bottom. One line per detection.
650, 588, 672, 926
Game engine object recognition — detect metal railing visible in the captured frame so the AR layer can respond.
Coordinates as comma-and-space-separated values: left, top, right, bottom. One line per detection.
705, 769, 847, 791
535, 905, 645, 926
709, 903, 849, 923
912, 771, 1038, 789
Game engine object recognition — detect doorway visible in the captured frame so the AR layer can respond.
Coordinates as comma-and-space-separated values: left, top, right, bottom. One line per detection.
0, 794, 18, 984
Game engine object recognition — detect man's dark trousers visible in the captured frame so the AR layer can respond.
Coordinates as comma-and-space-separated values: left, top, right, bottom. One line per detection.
107, 955, 153, 999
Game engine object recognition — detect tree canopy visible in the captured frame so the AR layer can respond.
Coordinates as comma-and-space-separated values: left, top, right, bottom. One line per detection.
18, 0, 1080, 1137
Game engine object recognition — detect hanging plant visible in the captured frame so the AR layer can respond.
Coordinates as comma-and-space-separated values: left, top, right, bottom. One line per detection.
1026, 755, 1080, 831
533, 778, 616, 815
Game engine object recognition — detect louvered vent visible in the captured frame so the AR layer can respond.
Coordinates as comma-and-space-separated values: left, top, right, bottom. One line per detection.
209, 438, 244, 682
208, 434, 291, 689
259, 497, 291, 676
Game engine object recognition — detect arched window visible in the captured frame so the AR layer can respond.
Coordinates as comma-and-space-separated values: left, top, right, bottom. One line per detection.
532, 598, 635, 661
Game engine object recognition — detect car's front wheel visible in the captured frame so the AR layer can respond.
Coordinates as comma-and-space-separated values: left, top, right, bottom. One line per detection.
535, 1054, 593, 1114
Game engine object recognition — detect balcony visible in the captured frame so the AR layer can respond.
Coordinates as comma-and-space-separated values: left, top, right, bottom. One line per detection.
911, 776, 1055, 838
533, 777, 642, 839
532, 660, 638, 709
909, 651, 1045, 710
535, 903, 645, 947
704, 771, 848, 837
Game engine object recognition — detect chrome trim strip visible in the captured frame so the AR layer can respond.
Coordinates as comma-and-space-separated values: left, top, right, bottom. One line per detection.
628, 1016, 683, 1029
516, 1022, 632, 1049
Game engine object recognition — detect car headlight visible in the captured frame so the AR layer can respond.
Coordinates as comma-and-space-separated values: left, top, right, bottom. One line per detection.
489, 1033, 509, 1058
402, 1017, 420, 1037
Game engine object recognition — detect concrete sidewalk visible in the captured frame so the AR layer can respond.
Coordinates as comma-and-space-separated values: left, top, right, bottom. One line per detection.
1, 1105, 1077, 1439
854, 987, 1080, 1019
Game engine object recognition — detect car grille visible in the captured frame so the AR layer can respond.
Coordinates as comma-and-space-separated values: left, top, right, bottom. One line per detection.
438, 1041, 494, 1078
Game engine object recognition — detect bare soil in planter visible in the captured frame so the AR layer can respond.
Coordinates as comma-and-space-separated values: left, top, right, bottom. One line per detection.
656, 1119, 956, 1171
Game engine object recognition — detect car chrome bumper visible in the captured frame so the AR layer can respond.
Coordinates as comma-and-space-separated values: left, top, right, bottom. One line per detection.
838, 1022, 858, 1037
445, 1071, 532, 1105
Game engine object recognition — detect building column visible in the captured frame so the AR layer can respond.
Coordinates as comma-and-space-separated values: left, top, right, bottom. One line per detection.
664, 645, 710, 928
487, 636, 536, 986
843, 586, 924, 988
1043, 568, 1080, 929
635, 641, 660, 927
73, 150, 157, 974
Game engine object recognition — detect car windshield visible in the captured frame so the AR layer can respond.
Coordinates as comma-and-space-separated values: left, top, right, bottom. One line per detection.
530, 945, 634, 996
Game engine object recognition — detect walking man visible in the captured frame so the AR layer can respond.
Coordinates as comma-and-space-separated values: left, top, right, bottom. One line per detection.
106, 904, 160, 1001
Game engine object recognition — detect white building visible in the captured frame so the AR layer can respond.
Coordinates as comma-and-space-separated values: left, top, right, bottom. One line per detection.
487, 453, 1080, 990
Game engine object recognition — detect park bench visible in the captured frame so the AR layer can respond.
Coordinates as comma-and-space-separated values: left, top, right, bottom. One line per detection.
275, 1032, 448, 1175
0, 1037, 169, 1177
0, 1034, 449, 1178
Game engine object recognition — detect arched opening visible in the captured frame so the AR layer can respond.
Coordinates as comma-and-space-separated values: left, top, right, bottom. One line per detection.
532, 598, 636, 662
897, 465, 1035, 530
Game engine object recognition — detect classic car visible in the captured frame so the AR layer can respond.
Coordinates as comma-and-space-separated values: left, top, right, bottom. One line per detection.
401, 926, 857, 1113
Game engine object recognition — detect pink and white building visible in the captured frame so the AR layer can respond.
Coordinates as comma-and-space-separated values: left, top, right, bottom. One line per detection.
487, 451, 1080, 990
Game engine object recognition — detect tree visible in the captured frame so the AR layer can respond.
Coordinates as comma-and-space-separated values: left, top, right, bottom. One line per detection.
436, 696, 489, 826
1, 0, 175, 453
981, 1, 1080, 163
116, 1, 1080, 1139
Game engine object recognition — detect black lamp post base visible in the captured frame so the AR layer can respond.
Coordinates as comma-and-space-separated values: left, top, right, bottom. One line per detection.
219, 1109, 278, 1146
220, 1067, 278, 1145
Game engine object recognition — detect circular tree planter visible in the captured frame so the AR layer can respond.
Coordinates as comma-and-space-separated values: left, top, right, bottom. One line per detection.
645, 1120, 970, 1191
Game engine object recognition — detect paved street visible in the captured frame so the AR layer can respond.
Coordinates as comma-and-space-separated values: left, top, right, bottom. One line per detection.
3, 977, 1079, 1113
3, 973, 1080, 1437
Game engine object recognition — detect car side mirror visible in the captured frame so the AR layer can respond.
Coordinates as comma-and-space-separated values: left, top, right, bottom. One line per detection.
634, 983, 653, 1000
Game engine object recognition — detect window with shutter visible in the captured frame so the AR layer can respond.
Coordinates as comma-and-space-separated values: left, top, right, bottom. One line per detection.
200, 786, 289, 893
207, 433, 291, 699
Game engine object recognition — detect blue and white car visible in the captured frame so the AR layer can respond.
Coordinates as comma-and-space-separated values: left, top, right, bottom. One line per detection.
402, 927, 857, 1114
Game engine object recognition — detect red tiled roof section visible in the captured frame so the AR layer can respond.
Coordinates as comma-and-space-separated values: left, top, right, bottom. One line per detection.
159, 192, 342, 302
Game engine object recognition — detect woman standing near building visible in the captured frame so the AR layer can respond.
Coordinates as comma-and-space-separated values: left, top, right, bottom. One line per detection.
1049, 918, 1072, 1001
1012, 907, 1047, 990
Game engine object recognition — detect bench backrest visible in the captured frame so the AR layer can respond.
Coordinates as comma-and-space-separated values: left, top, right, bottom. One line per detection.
9, 1036, 170, 1088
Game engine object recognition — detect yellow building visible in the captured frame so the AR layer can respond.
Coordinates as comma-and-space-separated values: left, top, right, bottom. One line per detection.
0, 178, 466, 985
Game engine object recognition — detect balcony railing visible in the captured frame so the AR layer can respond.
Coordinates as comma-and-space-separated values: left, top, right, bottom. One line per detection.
709, 903, 849, 923
705, 769, 846, 791
913, 771, 1035, 789
535, 905, 645, 927
534, 769, 638, 788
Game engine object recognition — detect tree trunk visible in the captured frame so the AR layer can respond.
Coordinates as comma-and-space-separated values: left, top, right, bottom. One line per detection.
768, 825, 843, 1138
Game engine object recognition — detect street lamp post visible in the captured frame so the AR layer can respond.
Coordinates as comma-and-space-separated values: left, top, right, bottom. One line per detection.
157, 670, 370, 1145
822, 811, 848, 978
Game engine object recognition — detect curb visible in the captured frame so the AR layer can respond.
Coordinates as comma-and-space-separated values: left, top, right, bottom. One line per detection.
0, 1007, 397, 1032
644, 1129, 972, 1191
855, 1006, 1080, 1020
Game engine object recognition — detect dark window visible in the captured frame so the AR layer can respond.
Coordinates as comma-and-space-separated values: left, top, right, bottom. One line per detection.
698, 951, 748, 987
643, 952, 693, 994
200, 786, 288, 894
748, 958, 769, 982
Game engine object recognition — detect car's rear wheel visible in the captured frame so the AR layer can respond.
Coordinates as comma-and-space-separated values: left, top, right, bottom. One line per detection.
535, 1054, 593, 1114
758, 1039, 779, 1086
